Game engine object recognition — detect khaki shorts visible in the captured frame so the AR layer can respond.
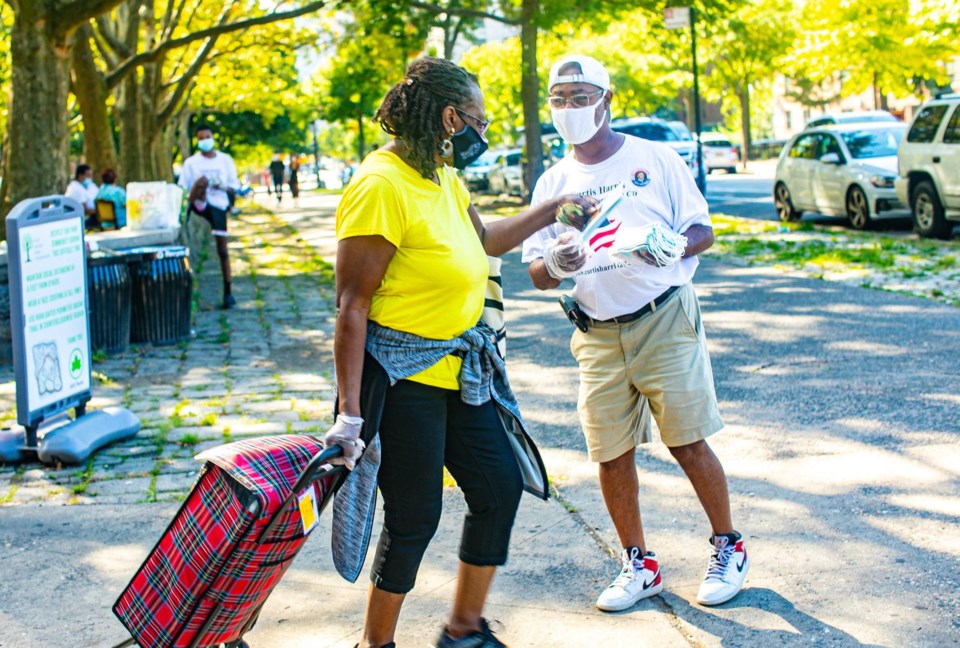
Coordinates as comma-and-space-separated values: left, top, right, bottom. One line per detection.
570, 283, 724, 463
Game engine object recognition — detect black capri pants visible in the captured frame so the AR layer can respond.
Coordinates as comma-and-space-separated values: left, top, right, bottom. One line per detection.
370, 378, 524, 594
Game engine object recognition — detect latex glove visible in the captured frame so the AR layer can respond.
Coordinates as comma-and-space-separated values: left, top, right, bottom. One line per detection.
322, 414, 366, 470
555, 194, 599, 230
543, 231, 587, 280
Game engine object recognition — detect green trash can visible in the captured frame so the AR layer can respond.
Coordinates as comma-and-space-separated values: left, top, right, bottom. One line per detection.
87, 250, 133, 354
127, 246, 193, 346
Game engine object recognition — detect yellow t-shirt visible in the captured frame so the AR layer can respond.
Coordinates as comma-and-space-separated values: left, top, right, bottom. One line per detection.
335, 150, 487, 390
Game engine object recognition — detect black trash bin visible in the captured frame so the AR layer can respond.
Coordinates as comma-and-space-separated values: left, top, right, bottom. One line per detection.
126, 246, 193, 346
87, 251, 133, 354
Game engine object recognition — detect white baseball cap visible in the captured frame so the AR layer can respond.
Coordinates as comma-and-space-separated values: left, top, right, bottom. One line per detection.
548, 55, 610, 92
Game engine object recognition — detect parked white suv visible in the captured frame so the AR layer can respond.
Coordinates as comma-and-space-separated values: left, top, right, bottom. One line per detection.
895, 94, 960, 239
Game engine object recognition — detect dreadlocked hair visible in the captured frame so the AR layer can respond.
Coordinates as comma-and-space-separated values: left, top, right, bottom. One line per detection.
375, 57, 479, 179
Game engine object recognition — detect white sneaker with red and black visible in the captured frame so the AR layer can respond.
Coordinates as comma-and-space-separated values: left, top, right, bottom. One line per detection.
596, 547, 663, 611
697, 532, 749, 606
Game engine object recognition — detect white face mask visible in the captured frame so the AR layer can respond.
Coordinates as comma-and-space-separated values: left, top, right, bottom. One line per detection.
551, 103, 606, 145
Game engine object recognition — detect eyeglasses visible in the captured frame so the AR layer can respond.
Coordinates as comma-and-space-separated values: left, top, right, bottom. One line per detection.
548, 89, 604, 109
454, 107, 490, 135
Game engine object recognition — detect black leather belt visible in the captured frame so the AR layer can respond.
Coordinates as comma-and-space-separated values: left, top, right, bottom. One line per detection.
592, 285, 681, 325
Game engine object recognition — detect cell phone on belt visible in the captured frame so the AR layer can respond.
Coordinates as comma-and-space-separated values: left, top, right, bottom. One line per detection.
559, 294, 589, 332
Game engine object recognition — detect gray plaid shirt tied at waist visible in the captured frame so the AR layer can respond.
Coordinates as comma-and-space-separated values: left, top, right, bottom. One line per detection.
330, 320, 549, 583
366, 320, 518, 411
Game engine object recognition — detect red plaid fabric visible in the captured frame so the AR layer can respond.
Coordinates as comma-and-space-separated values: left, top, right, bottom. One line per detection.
114, 435, 339, 647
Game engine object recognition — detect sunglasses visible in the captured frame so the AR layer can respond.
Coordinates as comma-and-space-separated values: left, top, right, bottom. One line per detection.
548, 89, 605, 109
454, 107, 490, 136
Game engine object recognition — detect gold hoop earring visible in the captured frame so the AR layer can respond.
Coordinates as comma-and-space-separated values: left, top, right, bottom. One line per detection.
439, 131, 454, 158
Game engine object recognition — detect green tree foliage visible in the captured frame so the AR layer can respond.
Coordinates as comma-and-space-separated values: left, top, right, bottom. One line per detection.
785, 0, 960, 101
0, 5, 11, 147
312, 3, 427, 160
700, 0, 797, 167
459, 38, 523, 146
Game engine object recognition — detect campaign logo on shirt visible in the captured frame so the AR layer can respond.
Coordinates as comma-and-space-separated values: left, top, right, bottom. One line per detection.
631, 169, 651, 187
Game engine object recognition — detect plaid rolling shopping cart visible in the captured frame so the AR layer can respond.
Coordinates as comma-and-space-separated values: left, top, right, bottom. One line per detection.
113, 435, 345, 648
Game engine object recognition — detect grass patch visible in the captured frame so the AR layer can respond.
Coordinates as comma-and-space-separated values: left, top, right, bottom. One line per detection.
0, 485, 18, 504
199, 413, 218, 427
215, 313, 231, 344
70, 458, 96, 495
178, 433, 201, 446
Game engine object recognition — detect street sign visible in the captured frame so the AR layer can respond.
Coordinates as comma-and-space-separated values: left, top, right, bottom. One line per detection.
664, 7, 691, 29
6, 196, 92, 438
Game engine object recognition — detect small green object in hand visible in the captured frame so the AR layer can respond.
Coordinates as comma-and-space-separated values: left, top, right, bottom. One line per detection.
557, 202, 585, 228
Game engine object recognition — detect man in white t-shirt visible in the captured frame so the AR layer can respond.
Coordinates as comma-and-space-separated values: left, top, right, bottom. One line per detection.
64, 164, 99, 227
523, 55, 748, 611
178, 124, 240, 309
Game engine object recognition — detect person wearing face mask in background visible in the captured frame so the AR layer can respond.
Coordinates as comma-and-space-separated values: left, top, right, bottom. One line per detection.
327, 56, 595, 648
178, 124, 241, 309
65, 164, 99, 228
523, 55, 749, 612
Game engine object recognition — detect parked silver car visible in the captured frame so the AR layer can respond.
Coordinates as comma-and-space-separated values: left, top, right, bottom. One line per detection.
774, 122, 908, 229
487, 149, 524, 197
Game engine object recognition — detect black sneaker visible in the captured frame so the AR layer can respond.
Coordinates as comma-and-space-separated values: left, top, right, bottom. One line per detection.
434, 618, 506, 648
222, 294, 237, 310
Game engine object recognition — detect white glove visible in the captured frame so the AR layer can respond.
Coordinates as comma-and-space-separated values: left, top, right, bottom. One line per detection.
543, 232, 587, 280
322, 414, 366, 470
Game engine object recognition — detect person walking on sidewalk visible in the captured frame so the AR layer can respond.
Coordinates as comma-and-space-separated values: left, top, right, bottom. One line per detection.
324, 56, 595, 648
178, 124, 240, 309
523, 54, 749, 611
269, 154, 285, 203
288, 154, 300, 206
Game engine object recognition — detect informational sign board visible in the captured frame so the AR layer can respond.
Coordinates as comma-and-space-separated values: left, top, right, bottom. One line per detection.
664, 6, 691, 29
6, 196, 92, 432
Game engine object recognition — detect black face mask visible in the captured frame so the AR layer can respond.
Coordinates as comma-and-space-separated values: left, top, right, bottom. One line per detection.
451, 124, 489, 170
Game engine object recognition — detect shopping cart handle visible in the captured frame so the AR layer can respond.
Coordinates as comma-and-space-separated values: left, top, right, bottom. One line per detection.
290, 445, 345, 497
262, 446, 347, 539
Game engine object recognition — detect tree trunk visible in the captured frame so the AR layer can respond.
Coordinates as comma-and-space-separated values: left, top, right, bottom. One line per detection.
3, 6, 73, 215
519, 0, 542, 203
71, 24, 117, 178
117, 75, 145, 180
357, 112, 365, 162
739, 84, 751, 171
0, 131, 10, 223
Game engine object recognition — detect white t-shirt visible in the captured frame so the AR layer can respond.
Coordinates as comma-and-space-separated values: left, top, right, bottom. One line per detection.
522, 135, 711, 321
177, 151, 239, 210
65, 179, 98, 211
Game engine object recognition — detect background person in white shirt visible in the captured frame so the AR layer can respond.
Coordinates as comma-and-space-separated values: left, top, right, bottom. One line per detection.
178, 124, 240, 309
523, 55, 749, 612
64, 164, 98, 227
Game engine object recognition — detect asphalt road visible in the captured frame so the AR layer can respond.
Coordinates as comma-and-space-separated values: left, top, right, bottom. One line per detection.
272, 193, 960, 646
705, 166, 779, 221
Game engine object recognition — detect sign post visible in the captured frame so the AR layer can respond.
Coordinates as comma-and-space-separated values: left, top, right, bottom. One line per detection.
665, 6, 707, 196
2, 196, 139, 465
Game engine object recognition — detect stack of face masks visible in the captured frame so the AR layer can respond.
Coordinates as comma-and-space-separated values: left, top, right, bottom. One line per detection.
610, 223, 688, 269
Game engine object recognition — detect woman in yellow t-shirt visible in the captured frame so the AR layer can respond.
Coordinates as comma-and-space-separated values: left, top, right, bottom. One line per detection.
326, 57, 594, 648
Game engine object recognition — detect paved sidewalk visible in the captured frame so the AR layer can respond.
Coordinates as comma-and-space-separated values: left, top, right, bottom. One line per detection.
0, 197, 684, 647
1, 190, 958, 648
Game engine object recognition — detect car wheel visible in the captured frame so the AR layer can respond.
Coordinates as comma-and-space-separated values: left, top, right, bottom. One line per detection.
911, 180, 952, 240
846, 185, 871, 230
726, 167, 737, 174
774, 182, 802, 222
